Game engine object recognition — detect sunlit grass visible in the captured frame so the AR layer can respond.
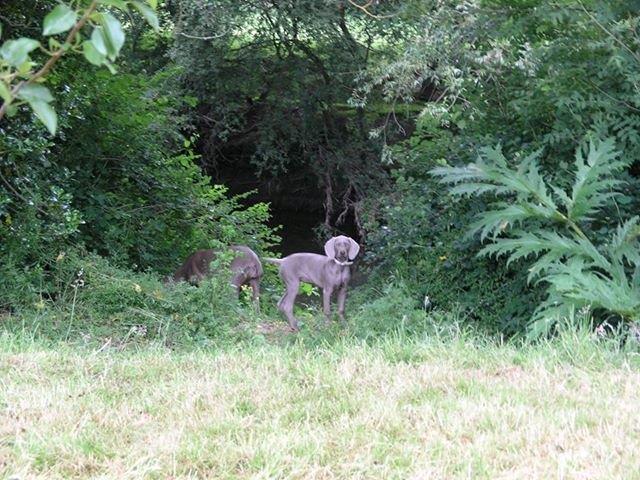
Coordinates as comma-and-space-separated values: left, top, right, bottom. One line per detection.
2, 326, 640, 479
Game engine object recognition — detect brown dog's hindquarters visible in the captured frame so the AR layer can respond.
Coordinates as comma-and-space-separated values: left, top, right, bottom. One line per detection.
173, 245, 263, 308
266, 235, 360, 331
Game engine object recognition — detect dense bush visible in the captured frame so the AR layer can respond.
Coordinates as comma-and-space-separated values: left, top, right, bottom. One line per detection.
1, 249, 267, 346
1, 62, 277, 312
360, 1, 640, 336
362, 119, 543, 333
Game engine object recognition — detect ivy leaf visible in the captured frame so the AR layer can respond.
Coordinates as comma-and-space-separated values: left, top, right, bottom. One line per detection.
82, 40, 106, 66
28, 100, 57, 135
16, 84, 54, 103
0, 38, 40, 67
98, 13, 125, 60
43, 4, 78, 36
132, 1, 159, 31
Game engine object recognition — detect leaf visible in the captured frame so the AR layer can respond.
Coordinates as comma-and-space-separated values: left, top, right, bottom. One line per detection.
91, 28, 108, 56
132, 1, 159, 31
146, 0, 158, 9
98, 13, 125, 60
5, 103, 18, 117
103, 60, 117, 74
16, 84, 54, 103
43, 4, 78, 36
82, 40, 106, 66
98, 0, 129, 11
0, 81, 11, 103
469, 203, 534, 241
567, 139, 628, 221
17, 61, 33, 75
609, 216, 640, 266
29, 100, 57, 135
48, 37, 62, 51
0, 38, 40, 67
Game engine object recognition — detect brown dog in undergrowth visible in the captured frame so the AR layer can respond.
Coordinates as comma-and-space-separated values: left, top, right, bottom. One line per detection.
172, 245, 263, 307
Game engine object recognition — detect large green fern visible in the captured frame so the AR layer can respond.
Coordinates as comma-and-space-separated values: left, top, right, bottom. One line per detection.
432, 139, 639, 337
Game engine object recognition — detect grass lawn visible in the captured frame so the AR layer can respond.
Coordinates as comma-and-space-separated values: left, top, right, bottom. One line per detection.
2, 329, 640, 479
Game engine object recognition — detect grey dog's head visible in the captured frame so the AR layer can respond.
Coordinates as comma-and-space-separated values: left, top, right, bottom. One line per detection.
324, 235, 360, 263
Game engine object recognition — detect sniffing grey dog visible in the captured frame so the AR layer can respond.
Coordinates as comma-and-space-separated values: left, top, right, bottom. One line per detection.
172, 245, 263, 304
266, 235, 360, 331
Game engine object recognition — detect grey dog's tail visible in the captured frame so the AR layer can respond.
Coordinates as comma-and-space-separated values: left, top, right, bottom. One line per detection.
264, 257, 284, 265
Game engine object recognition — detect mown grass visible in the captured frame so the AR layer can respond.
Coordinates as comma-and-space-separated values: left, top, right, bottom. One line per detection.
2, 323, 640, 479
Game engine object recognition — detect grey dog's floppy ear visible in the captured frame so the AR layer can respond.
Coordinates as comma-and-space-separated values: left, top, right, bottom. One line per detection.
347, 237, 360, 260
324, 237, 337, 259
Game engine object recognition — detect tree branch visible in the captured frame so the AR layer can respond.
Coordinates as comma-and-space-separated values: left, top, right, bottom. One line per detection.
347, 0, 394, 19
577, 1, 640, 65
177, 31, 228, 41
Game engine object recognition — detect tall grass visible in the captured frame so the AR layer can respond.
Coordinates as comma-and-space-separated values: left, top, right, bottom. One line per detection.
3, 253, 639, 478
2, 317, 640, 479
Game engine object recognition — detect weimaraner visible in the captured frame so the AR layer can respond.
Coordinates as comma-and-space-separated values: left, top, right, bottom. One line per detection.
266, 235, 360, 331
172, 245, 263, 305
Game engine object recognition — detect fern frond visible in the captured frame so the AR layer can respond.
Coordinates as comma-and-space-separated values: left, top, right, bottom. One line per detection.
609, 216, 640, 267
476, 147, 557, 209
448, 183, 509, 197
430, 164, 487, 185
543, 259, 640, 319
480, 230, 597, 263
566, 139, 628, 221
432, 146, 557, 210
469, 202, 557, 241
527, 251, 565, 283
431, 137, 639, 334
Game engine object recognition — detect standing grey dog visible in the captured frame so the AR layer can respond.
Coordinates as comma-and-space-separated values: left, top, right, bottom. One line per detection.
172, 245, 263, 305
266, 235, 360, 331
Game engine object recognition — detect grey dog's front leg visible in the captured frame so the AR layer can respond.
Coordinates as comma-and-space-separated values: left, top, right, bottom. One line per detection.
322, 288, 333, 324
337, 287, 347, 324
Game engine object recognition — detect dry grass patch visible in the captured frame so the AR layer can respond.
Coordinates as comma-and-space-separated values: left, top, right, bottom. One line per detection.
1, 337, 640, 479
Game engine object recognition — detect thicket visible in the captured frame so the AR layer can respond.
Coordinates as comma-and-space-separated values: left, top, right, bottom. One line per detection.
1, 0, 639, 344
0, 0, 276, 336
361, 0, 640, 335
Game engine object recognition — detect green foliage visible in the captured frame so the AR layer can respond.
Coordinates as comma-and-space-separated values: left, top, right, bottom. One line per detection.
359, 0, 640, 336
169, 0, 421, 229
5, 0, 640, 344
52, 66, 277, 270
433, 139, 640, 337
361, 121, 543, 334
0, 0, 159, 134
1, 250, 259, 345
0, 62, 277, 312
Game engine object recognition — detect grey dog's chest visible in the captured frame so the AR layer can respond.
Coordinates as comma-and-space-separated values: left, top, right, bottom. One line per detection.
325, 262, 350, 288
